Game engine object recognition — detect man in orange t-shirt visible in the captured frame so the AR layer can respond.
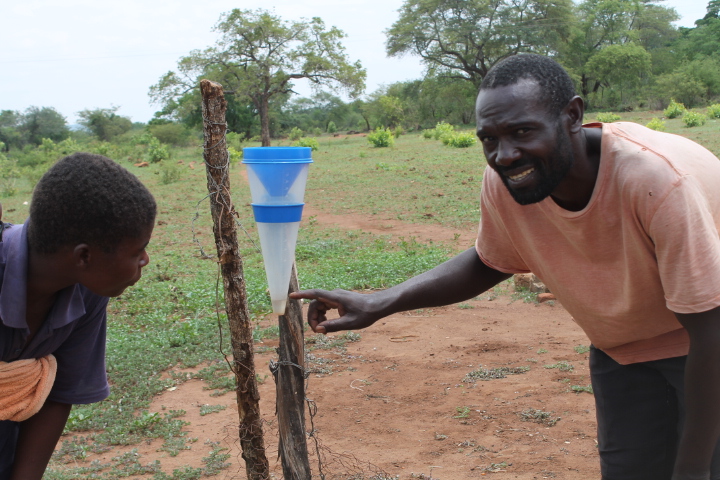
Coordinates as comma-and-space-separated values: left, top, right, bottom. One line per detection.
291, 54, 720, 480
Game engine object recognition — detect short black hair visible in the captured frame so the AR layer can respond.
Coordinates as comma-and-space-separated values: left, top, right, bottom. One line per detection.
480, 54, 577, 116
28, 152, 157, 253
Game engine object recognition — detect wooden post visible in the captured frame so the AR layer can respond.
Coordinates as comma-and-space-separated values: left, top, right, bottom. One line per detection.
273, 264, 312, 480
200, 79, 270, 480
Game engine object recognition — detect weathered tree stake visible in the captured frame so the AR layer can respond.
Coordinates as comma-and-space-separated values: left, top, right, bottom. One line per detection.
273, 265, 312, 479
200, 79, 270, 480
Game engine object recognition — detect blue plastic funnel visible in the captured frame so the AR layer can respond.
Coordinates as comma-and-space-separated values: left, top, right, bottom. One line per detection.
243, 147, 313, 203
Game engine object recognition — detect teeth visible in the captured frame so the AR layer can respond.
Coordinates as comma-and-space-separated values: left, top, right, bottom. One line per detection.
508, 167, 534, 181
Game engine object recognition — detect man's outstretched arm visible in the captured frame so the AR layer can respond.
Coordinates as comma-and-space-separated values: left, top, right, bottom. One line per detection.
290, 247, 511, 333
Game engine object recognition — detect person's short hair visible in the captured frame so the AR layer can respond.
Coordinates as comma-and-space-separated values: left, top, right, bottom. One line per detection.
28, 152, 157, 253
479, 54, 577, 116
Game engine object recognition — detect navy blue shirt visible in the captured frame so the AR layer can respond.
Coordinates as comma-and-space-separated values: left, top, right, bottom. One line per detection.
0, 223, 110, 477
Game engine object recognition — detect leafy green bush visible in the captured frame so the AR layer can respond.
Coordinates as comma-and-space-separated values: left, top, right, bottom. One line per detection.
645, 118, 666, 131
160, 161, 182, 185
146, 136, 170, 163
422, 129, 433, 139
433, 121, 455, 141
289, 127, 303, 141
227, 146, 243, 166
664, 100, 686, 119
326, 121, 337, 134
293, 137, 320, 151
446, 132, 477, 148
393, 125, 405, 136
707, 104, 720, 119
225, 131, 245, 150
595, 112, 621, 123
682, 110, 707, 128
367, 127, 394, 148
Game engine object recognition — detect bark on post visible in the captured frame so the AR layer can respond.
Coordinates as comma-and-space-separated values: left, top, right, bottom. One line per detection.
273, 265, 312, 480
200, 79, 270, 480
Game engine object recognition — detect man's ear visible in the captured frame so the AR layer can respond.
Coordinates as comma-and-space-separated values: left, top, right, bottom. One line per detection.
565, 96, 585, 134
72, 244, 92, 268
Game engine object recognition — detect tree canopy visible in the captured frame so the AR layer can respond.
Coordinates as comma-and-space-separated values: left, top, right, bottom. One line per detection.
0, 107, 69, 150
150, 9, 366, 146
386, 0, 574, 86
77, 107, 133, 141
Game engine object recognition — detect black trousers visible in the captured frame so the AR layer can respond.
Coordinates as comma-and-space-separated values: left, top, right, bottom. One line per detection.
590, 346, 720, 480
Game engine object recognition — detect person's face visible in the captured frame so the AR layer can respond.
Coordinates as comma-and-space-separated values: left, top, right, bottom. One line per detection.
475, 80, 574, 205
78, 225, 153, 297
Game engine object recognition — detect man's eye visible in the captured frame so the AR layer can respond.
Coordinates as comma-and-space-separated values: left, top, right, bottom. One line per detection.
480, 136, 496, 144
516, 128, 529, 135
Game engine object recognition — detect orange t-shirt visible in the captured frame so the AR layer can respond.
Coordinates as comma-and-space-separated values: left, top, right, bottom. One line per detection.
476, 122, 720, 364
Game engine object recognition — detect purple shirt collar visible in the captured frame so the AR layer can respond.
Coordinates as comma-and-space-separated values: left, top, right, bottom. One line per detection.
0, 222, 88, 331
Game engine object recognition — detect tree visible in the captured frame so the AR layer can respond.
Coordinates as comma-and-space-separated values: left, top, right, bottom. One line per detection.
386, 0, 574, 87
584, 43, 652, 106
77, 107, 132, 141
150, 9, 366, 146
0, 110, 21, 152
562, 0, 678, 100
18, 106, 69, 146
674, 1, 720, 62
653, 56, 720, 107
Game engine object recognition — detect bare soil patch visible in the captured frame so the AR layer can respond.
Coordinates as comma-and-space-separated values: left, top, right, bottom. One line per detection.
60, 208, 601, 479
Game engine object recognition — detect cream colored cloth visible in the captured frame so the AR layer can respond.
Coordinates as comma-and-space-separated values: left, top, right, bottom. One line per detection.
0, 354, 57, 421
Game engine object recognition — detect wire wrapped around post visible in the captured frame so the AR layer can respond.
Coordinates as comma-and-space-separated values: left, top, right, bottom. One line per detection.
200, 79, 270, 480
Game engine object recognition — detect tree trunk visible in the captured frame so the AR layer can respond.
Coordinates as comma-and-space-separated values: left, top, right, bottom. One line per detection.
259, 95, 271, 147
273, 265, 312, 480
200, 79, 270, 480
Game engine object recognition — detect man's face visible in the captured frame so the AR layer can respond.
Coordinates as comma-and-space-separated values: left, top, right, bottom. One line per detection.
475, 80, 574, 205
78, 225, 153, 297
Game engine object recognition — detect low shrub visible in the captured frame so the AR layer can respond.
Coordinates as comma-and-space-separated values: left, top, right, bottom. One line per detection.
446, 132, 477, 148
293, 137, 320, 151
645, 118, 666, 131
707, 104, 720, 119
682, 110, 707, 128
422, 129, 433, 139
326, 121, 337, 134
146, 136, 170, 163
227, 147, 243, 166
433, 121, 455, 141
159, 161, 182, 185
289, 127, 303, 141
367, 127, 394, 148
664, 100, 686, 119
595, 112, 621, 123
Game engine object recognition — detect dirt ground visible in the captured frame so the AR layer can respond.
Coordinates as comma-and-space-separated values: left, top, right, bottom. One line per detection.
73, 207, 602, 479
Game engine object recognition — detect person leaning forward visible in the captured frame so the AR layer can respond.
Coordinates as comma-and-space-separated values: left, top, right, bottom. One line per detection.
0, 153, 156, 480
290, 54, 720, 480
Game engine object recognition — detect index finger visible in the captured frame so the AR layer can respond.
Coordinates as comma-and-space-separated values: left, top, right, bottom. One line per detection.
289, 289, 326, 300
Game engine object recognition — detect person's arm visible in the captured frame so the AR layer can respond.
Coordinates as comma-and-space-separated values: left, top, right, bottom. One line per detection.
10, 400, 72, 480
289, 247, 511, 333
672, 306, 720, 480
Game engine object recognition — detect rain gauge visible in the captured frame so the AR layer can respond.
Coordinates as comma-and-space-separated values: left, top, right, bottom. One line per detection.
243, 147, 312, 314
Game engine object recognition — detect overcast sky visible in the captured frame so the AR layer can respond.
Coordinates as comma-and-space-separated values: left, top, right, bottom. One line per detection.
0, 0, 708, 125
